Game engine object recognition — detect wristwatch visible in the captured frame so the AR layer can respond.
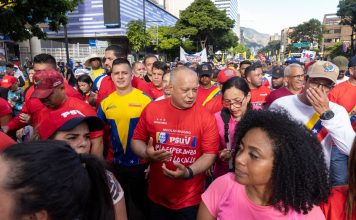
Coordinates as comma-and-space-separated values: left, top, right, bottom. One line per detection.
320, 110, 335, 120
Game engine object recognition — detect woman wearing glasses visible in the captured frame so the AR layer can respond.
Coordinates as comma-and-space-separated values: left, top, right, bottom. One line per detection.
213, 76, 251, 178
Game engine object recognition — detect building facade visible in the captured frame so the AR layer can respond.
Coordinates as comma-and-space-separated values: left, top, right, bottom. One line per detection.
18, 0, 178, 62
321, 13, 353, 56
280, 27, 294, 53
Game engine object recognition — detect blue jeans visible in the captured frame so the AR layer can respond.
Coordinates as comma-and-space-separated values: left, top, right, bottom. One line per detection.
330, 147, 348, 186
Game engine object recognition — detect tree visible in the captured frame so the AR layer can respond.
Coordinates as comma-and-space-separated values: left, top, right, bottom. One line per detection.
126, 20, 151, 56
261, 40, 281, 56
211, 30, 239, 51
337, 0, 356, 55
0, 0, 81, 41
289, 19, 323, 49
147, 25, 181, 59
325, 42, 351, 59
175, 0, 234, 50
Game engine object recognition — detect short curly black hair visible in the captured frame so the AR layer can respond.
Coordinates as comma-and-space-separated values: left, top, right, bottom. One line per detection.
233, 109, 330, 215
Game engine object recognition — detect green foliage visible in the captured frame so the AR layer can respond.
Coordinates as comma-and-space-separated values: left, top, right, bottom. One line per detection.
261, 40, 281, 55
337, 0, 356, 28
127, 20, 151, 53
325, 42, 351, 58
233, 43, 249, 54
289, 19, 323, 47
147, 26, 180, 52
0, 0, 81, 41
175, 0, 234, 50
211, 30, 239, 51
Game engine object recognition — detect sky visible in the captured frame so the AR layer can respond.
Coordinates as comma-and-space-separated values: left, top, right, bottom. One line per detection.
239, 0, 340, 35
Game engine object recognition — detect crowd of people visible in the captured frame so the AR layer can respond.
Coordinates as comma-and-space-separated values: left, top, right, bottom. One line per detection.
0, 44, 355, 220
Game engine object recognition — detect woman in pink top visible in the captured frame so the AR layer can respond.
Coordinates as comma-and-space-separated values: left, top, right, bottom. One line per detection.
198, 110, 330, 220
213, 76, 251, 178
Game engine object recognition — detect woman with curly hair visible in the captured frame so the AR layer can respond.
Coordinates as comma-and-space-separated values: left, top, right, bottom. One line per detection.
198, 110, 330, 219
321, 138, 356, 220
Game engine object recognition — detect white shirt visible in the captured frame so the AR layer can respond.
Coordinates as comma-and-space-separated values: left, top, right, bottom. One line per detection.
270, 95, 355, 168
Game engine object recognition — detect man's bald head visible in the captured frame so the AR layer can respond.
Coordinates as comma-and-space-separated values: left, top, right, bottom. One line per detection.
170, 66, 198, 86
169, 66, 199, 109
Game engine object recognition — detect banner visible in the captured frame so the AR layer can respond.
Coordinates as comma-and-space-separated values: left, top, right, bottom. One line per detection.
300, 50, 316, 63
180, 47, 207, 63
258, 51, 266, 62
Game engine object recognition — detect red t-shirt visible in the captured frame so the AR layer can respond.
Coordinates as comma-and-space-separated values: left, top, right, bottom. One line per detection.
329, 81, 356, 113
96, 76, 152, 107
0, 131, 15, 151
265, 87, 295, 107
204, 94, 224, 114
250, 85, 271, 110
132, 98, 219, 209
0, 97, 12, 117
196, 85, 220, 106
321, 185, 356, 220
7, 82, 82, 131
146, 82, 164, 100
96, 76, 115, 107
37, 97, 103, 139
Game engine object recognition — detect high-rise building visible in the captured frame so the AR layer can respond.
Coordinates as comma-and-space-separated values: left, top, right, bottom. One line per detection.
212, 0, 240, 40
159, 0, 194, 18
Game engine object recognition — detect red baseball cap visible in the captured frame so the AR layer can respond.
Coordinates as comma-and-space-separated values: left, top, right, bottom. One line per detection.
1, 75, 17, 89
38, 108, 104, 140
31, 70, 64, 99
217, 68, 236, 84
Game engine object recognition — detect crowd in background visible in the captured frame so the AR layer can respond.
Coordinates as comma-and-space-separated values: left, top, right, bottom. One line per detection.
0, 45, 355, 220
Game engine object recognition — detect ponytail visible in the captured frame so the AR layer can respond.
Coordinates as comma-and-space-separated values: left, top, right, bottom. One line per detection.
79, 154, 115, 220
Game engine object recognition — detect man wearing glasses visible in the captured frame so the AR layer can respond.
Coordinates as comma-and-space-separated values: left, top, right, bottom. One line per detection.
270, 61, 355, 186
265, 63, 305, 107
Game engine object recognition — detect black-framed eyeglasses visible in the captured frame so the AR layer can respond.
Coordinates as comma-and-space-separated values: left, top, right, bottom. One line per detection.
222, 96, 246, 108
309, 79, 335, 90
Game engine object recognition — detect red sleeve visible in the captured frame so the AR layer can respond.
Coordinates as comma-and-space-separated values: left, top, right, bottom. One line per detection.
0, 132, 15, 151
96, 77, 115, 108
25, 85, 34, 102
132, 106, 150, 142
201, 109, 219, 154
6, 101, 29, 131
64, 80, 82, 99
132, 77, 151, 96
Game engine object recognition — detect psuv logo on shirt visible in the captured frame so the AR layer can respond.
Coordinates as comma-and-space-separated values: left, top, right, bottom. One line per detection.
156, 132, 197, 148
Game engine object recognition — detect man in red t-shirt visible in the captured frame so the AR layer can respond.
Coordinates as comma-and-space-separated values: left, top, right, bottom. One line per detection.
2, 54, 81, 133
265, 63, 305, 107
204, 68, 236, 114
245, 65, 271, 110
146, 61, 167, 99
329, 55, 356, 131
31, 69, 104, 157
195, 63, 220, 106
96, 45, 128, 107
132, 66, 219, 219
